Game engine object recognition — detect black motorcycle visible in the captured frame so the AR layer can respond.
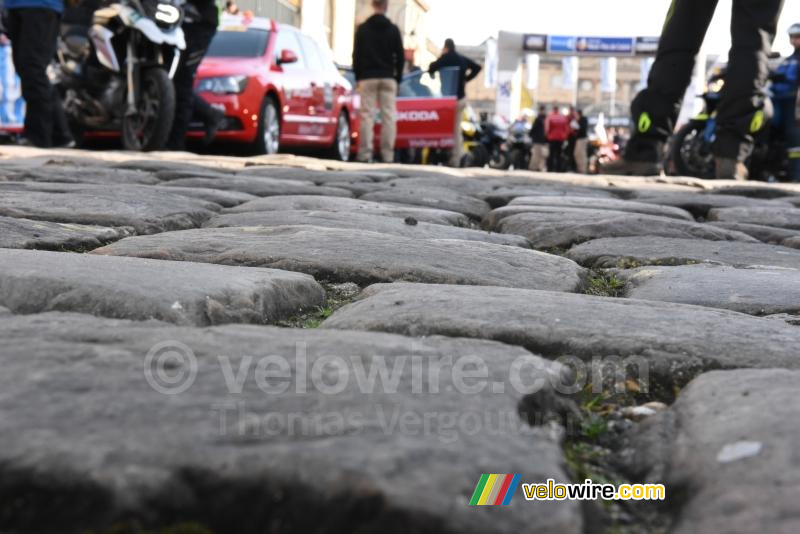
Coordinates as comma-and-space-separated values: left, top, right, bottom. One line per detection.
668, 69, 787, 181
508, 117, 532, 170
56, 0, 185, 151
461, 112, 509, 169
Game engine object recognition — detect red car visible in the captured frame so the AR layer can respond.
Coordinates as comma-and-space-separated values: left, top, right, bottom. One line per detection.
395, 66, 459, 152
190, 16, 357, 160
344, 66, 460, 163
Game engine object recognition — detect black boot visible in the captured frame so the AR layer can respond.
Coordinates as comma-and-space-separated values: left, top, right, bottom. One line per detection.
599, 138, 664, 176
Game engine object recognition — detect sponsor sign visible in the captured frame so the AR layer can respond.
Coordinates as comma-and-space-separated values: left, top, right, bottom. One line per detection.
548, 35, 635, 56
397, 110, 441, 122
522, 34, 547, 52
635, 37, 659, 56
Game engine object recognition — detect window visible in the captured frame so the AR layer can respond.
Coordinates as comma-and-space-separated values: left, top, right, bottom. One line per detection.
399, 69, 438, 98
298, 34, 324, 71
399, 66, 459, 98
273, 29, 306, 70
206, 30, 270, 58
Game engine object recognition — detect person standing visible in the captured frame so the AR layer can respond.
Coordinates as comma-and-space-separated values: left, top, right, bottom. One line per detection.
545, 106, 570, 172
602, 0, 785, 180
565, 105, 578, 171
528, 105, 548, 171
4, 0, 73, 147
773, 23, 800, 182
352, 0, 404, 163
573, 109, 589, 174
429, 38, 481, 166
166, 0, 219, 150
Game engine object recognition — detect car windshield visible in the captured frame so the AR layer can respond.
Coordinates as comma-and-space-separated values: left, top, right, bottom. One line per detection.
399, 66, 459, 98
206, 29, 270, 58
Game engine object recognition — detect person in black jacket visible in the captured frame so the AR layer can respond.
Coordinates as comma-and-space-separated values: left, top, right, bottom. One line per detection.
166, 0, 219, 150
602, 0, 785, 180
528, 105, 548, 171
429, 39, 481, 166
352, 0, 404, 163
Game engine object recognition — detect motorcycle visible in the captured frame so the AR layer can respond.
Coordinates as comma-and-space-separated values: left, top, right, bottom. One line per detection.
508, 117, 532, 170
460, 112, 509, 169
56, 0, 186, 151
668, 69, 787, 181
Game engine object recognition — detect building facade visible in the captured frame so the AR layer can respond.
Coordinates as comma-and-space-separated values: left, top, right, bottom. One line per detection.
300, 0, 357, 66
356, 0, 436, 69
234, 0, 301, 26
463, 42, 650, 123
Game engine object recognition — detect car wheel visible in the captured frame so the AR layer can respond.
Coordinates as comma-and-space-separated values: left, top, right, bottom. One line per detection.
253, 96, 280, 155
327, 111, 351, 161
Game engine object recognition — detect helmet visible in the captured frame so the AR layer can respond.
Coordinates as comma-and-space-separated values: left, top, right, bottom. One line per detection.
789, 23, 800, 36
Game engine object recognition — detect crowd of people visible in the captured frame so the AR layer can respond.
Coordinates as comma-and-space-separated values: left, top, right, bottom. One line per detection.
528, 105, 589, 173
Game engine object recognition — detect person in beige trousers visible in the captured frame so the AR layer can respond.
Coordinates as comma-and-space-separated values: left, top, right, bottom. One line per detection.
528, 105, 549, 172
352, 0, 405, 163
572, 109, 589, 174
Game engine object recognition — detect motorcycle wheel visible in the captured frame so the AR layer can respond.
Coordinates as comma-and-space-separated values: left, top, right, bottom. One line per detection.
488, 149, 509, 170
461, 144, 489, 167
122, 68, 175, 151
509, 148, 527, 170
669, 122, 714, 179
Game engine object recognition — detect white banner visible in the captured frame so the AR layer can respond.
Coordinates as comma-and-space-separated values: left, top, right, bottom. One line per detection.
484, 38, 498, 88
495, 70, 514, 120
525, 54, 539, 89
600, 57, 617, 93
561, 56, 578, 90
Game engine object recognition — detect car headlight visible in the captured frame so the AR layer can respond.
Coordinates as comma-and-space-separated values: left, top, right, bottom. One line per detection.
196, 75, 248, 94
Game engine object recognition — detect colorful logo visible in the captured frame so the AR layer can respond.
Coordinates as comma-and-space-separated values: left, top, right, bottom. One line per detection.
469, 474, 521, 506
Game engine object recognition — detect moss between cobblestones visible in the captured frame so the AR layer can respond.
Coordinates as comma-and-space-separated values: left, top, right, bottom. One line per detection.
560, 382, 670, 534
276, 281, 361, 329
584, 271, 627, 298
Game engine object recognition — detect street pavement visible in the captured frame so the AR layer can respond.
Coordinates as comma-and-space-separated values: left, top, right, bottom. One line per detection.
1, 145, 799, 533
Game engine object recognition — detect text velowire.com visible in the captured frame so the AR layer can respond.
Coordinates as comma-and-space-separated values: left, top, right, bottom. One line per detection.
143, 340, 648, 442
470, 475, 665, 506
